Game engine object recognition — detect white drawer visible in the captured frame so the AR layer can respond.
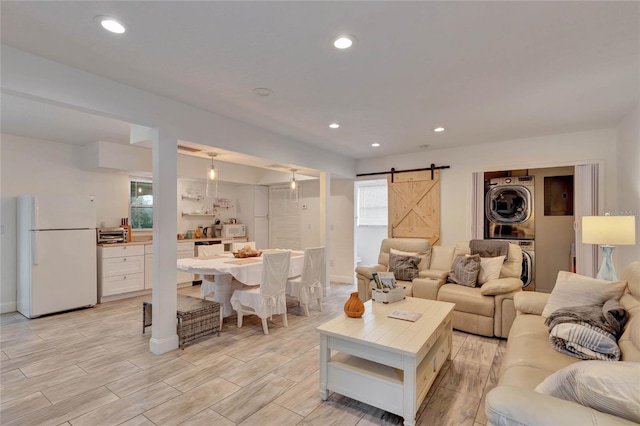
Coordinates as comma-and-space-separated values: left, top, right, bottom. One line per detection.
102, 255, 144, 277
144, 242, 194, 255
101, 273, 144, 296
101, 245, 144, 258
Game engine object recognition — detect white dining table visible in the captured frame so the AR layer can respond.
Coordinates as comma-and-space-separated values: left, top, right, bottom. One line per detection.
177, 249, 304, 317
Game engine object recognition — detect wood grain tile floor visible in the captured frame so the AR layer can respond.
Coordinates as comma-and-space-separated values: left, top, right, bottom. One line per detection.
0, 283, 506, 425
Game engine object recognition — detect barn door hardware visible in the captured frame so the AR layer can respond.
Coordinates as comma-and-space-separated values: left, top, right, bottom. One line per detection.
356, 164, 450, 182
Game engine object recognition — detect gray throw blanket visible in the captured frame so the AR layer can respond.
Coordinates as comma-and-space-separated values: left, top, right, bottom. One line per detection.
545, 299, 628, 361
470, 240, 509, 258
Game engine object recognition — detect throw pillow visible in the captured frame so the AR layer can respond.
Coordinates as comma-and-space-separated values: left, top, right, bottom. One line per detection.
389, 253, 421, 281
390, 247, 431, 270
477, 255, 506, 284
535, 361, 640, 423
541, 271, 627, 318
449, 254, 481, 287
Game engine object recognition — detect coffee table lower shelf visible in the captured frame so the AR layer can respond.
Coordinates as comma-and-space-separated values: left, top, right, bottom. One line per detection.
325, 328, 450, 422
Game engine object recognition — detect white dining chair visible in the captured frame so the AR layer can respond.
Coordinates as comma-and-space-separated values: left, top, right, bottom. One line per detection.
230, 241, 256, 252
198, 244, 225, 298
230, 251, 290, 335
198, 244, 225, 256
197, 244, 225, 329
286, 246, 325, 316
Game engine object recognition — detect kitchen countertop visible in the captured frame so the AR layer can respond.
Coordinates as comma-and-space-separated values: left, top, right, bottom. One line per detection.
97, 237, 247, 247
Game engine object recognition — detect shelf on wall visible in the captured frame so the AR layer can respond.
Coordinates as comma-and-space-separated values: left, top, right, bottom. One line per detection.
181, 212, 215, 217
213, 204, 233, 209
181, 194, 205, 201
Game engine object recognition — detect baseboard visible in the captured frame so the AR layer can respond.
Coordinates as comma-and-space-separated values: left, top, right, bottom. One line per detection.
149, 334, 179, 354
330, 275, 356, 285
100, 289, 151, 304
1, 301, 17, 314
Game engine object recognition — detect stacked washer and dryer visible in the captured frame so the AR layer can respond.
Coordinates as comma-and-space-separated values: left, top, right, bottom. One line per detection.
485, 176, 535, 290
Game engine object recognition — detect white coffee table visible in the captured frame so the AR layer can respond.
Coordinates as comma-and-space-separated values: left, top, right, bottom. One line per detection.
317, 297, 454, 426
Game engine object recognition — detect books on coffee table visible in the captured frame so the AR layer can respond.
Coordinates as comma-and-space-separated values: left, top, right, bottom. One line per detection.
387, 310, 422, 322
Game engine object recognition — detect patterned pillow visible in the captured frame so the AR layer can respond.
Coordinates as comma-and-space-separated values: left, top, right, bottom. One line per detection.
389, 253, 421, 281
390, 248, 431, 270
449, 254, 481, 287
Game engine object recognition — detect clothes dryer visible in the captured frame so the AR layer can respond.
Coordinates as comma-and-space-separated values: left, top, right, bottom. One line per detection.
485, 176, 535, 240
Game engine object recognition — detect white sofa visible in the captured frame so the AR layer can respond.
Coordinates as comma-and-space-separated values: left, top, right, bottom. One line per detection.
486, 261, 640, 425
356, 238, 524, 338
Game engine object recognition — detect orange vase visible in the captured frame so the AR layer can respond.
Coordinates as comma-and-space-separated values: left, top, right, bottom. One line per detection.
344, 292, 365, 318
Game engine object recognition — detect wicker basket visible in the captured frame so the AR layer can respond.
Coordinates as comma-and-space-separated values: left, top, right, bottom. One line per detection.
232, 251, 262, 258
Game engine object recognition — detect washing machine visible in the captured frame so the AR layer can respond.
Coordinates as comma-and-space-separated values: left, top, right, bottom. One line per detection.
485, 176, 535, 240
517, 240, 535, 291
499, 240, 535, 291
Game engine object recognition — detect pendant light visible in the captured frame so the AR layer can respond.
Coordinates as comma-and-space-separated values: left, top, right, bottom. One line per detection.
206, 153, 218, 198
289, 169, 299, 202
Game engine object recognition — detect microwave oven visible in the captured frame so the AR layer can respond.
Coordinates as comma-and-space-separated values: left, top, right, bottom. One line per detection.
221, 224, 246, 238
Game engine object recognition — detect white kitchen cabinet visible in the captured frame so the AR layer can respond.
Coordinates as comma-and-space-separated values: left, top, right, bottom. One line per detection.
144, 244, 153, 290
144, 242, 195, 290
98, 245, 145, 302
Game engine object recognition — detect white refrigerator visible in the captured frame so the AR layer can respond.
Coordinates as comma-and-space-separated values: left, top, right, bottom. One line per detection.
17, 194, 97, 318
236, 185, 269, 250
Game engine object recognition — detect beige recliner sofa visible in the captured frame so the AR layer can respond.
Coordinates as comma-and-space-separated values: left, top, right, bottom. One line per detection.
356, 238, 523, 338
356, 238, 433, 300
486, 261, 640, 425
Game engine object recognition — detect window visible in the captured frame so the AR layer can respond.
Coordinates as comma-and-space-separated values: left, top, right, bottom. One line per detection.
130, 180, 153, 229
357, 180, 388, 226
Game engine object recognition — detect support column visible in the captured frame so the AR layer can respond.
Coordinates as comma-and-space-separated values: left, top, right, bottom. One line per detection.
319, 172, 331, 291
149, 128, 179, 354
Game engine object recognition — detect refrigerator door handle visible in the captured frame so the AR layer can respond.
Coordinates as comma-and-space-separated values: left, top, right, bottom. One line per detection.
32, 231, 39, 266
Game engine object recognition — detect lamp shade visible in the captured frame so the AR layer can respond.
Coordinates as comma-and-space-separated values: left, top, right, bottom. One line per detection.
582, 216, 636, 246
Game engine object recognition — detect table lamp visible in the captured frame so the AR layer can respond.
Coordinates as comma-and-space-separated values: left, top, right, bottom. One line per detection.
582, 215, 636, 281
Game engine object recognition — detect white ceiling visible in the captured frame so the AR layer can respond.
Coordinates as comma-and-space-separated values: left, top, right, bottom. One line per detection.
1, 1, 638, 161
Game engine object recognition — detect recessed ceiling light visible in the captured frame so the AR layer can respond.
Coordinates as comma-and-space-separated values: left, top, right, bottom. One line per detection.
94, 16, 126, 34
332, 35, 356, 49
329, 123, 340, 129
253, 88, 273, 96
433, 127, 446, 133
371, 143, 380, 147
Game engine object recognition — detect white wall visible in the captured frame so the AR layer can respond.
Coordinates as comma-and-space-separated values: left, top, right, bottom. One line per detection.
328, 179, 356, 284
616, 103, 640, 269
297, 179, 355, 284
1, 134, 130, 313
176, 179, 241, 233
0, 134, 283, 313
356, 129, 619, 249
85, 140, 303, 185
